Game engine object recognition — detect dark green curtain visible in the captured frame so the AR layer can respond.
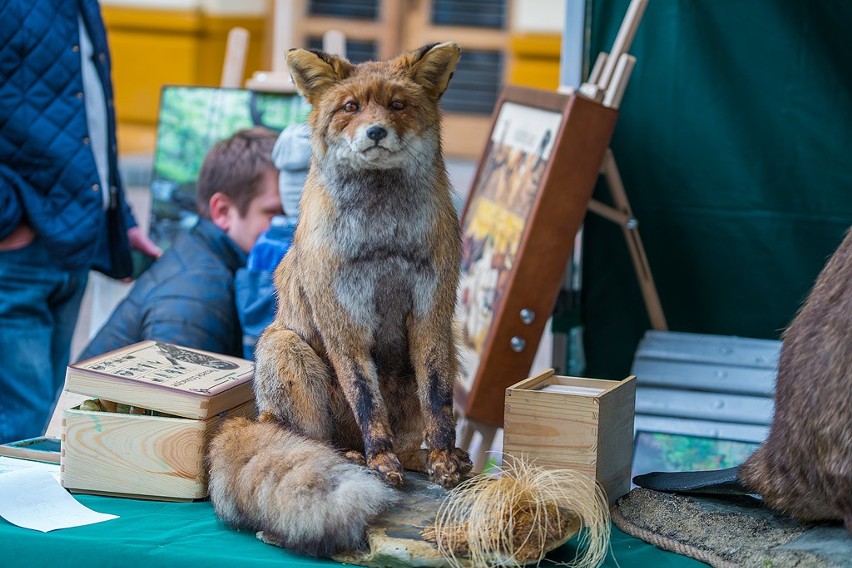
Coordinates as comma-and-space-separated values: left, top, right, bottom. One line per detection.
582, 0, 852, 378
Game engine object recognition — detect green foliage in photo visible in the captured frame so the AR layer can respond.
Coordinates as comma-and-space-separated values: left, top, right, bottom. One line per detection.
147, 86, 311, 251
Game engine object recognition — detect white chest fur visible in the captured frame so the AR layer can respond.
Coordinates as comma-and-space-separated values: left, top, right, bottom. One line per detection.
322, 167, 441, 334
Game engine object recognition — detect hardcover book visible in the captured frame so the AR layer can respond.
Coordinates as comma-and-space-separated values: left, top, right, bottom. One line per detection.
66, 341, 254, 420
0, 436, 61, 465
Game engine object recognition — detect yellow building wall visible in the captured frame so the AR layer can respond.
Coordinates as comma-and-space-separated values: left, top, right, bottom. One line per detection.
507, 33, 562, 91
102, 5, 267, 154
103, 2, 564, 154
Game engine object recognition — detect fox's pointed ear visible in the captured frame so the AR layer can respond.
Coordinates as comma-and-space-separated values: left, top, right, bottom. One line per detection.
403, 42, 461, 100
285, 48, 352, 103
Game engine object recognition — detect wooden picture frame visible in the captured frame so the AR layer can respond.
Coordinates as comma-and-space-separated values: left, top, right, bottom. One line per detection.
455, 85, 618, 428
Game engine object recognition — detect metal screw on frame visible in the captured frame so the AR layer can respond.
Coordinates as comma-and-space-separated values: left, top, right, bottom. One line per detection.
510, 336, 526, 352
519, 308, 536, 325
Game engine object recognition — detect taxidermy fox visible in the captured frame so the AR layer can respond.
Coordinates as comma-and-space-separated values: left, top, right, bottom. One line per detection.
207, 42, 473, 556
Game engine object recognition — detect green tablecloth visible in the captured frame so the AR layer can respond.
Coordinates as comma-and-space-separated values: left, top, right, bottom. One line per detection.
0, 493, 706, 567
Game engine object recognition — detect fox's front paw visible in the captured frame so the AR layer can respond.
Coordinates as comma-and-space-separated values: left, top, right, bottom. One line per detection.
427, 447, 472, 488
368, 451, 404, 487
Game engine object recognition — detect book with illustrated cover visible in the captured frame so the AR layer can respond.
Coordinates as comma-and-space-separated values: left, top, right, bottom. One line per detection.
0, 436, 61, 464
66, 341, 255, 420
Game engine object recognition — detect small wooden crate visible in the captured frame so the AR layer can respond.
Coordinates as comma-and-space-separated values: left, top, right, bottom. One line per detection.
61, 400, 255, 501
503, 369, 636, 505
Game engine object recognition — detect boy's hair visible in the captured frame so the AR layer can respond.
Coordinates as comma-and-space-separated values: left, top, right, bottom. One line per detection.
196, 127, 278, 219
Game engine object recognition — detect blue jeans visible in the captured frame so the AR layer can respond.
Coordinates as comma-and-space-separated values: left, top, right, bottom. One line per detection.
0, 239, 89, 443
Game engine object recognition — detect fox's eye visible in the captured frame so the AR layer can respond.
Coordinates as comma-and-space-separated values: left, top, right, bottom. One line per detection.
343, 101, 360, 113
389, 100, 406, 111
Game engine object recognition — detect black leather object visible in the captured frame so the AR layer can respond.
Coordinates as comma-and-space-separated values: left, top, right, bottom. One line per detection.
632, 466, 751, 495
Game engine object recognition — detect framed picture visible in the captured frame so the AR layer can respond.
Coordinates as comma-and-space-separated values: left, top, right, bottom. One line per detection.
454, 86, 618, 427
148, 86, 311, 252
631, 430, 760, 484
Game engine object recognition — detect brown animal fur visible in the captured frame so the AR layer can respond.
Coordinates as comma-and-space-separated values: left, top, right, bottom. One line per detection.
739, 228, 852, 535
207, 417, 398, 556
208, 42, 472, 556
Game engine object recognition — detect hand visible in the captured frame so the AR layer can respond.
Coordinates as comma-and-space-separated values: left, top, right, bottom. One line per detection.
0, 222, 35, 251
127, 226, 162, 259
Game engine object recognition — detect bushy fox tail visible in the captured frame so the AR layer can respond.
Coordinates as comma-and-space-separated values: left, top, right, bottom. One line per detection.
207, 417, 398, 556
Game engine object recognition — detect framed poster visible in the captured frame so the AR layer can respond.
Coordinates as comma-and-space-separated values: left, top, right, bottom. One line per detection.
148, 86, 311, 252
631, 430, 760, 484
454, 86, 619, 427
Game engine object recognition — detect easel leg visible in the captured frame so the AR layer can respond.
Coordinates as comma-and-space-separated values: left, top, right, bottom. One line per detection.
472, 424, 497, 473
456, 416, 498, 473
588, 149, 668, 331
457, 415, 475, 450
220, 27, 249, 88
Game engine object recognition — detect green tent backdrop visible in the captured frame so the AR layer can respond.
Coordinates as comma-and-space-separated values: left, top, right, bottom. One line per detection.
581, 0, 852, 378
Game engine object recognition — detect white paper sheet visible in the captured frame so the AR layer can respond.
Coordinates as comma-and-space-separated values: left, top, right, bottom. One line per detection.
0, 456, 60, 481
0, 468, 118, 532
537, 384, 606, 396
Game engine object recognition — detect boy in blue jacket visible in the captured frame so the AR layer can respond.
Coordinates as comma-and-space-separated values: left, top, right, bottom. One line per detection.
235, 123, 311, 359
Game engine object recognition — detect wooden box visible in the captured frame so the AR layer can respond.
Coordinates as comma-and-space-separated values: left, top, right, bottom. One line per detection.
62, 400, 254, 501
503, 369, 636, 505
60, 341, 256, 501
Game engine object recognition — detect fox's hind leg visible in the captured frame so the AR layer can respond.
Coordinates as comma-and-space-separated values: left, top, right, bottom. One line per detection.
254, 322, 336, 442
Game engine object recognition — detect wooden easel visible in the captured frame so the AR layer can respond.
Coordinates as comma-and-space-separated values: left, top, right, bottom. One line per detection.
458, 0, 666, 473
571, 0, 667, 332
241, 0, 347, 93
243, 0, 297, 92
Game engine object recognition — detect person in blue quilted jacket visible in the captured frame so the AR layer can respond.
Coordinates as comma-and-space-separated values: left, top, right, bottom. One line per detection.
0, 0, 161, 443
79, 127, 282, 363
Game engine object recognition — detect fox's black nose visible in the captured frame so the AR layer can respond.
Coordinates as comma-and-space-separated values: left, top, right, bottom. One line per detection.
366, 126, 387, 141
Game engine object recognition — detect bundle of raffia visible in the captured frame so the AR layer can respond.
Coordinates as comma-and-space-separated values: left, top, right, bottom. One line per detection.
422, 459, 611, 568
